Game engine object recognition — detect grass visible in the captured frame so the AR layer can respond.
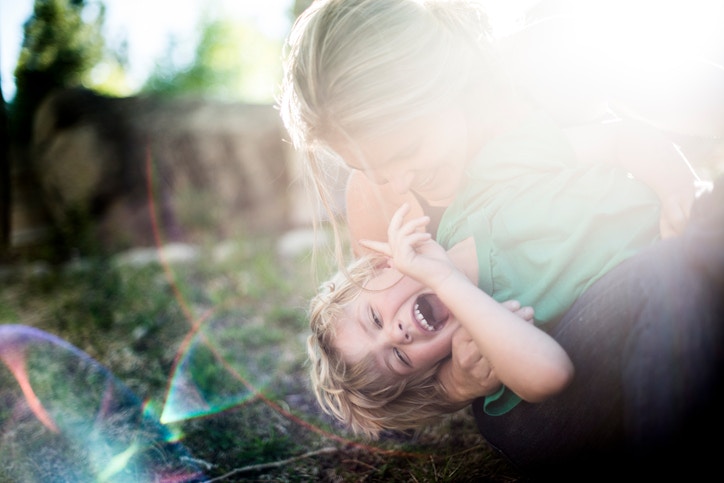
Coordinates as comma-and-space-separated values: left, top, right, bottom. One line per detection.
0, 233, 524, 482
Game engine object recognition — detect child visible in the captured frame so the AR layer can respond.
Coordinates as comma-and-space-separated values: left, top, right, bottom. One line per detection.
307, 204, 573, 438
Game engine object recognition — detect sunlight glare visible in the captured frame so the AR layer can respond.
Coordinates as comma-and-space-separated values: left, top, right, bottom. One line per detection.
572, 0, 724, 79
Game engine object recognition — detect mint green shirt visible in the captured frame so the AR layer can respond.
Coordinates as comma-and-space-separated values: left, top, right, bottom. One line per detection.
437, 112, 661, 415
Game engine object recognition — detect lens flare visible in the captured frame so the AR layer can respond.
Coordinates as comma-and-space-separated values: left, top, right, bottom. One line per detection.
140, 141, 428, 461
160, 314, 264, 424
0, 325, 205, 483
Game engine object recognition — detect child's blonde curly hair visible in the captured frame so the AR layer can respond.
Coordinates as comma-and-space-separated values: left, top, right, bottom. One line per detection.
307, 254, 464, 438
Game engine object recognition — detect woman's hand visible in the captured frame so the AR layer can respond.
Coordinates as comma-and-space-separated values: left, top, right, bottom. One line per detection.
659, 189, 694, 238
439, 300, 535, 404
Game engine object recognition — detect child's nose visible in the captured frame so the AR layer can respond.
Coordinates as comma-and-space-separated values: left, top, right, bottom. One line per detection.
388, 321, 411, 344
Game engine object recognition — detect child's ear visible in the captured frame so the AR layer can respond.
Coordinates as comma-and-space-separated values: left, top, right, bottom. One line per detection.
375, 257, 393, 270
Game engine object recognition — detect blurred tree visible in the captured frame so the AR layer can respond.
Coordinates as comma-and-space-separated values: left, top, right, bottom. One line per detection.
1, 70, 9, 254
9, 0, 105, 146
91, 37, 135, 97
142, 16, 282, 103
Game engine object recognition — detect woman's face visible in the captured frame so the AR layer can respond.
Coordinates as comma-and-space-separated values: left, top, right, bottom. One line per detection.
333, 265, 459, 378
331, 108, 473, 206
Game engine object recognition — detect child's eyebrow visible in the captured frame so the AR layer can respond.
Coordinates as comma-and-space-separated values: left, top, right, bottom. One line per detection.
355, 303, 373, 337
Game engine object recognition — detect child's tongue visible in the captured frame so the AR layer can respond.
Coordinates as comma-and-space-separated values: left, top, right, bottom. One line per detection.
415, 294, 450, 331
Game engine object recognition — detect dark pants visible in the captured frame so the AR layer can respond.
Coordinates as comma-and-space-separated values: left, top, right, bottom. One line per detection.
474, 179, 724, 479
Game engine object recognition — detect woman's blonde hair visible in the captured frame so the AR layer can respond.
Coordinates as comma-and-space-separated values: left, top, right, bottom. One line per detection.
307, 254, 462, 438
279, 0, 505, 263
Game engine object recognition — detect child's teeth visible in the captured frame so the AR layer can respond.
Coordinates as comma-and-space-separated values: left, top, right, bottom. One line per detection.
415, 304, 434, 331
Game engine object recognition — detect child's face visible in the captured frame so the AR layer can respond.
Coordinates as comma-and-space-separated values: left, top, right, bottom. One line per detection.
334, 265, 459, 378
332, 107, 471, 207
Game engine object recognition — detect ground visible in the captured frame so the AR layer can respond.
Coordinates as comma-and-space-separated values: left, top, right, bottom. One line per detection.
0, 235, 525, 482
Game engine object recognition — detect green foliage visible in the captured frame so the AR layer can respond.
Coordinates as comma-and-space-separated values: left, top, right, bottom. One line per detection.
10, 0, 105, 145
142, 16, 282, 103
0, 70, 10, 252
89, 52, 135, 97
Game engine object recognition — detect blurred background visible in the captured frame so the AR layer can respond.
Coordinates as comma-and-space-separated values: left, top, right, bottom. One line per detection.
1, 0, 322, 260
1, 0, 722, 259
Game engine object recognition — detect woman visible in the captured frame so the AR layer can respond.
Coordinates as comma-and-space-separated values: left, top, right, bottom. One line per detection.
280, 0, 724, 477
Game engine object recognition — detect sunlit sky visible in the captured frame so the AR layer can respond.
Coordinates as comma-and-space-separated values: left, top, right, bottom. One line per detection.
1, 0, 723, 105
0, 0, 294, 100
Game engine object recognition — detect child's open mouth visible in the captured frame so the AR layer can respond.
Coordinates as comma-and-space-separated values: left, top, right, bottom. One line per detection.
413, 294, 450, 332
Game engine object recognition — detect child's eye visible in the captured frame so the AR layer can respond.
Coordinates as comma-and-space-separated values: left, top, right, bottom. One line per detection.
371, 309, 382, 328
393, 347, 411, 368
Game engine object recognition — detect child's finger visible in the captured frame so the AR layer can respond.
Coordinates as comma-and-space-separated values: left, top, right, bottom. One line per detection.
403, 232, 432, 247
501, 300, 521, 311
389, 203, 411, 229
501, 300, 535, 321
358, 239, 392, 256
397, 216, 430, 239
515, 307, 535, 322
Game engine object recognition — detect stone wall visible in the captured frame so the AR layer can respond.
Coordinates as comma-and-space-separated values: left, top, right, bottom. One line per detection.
10, 88, 341, 255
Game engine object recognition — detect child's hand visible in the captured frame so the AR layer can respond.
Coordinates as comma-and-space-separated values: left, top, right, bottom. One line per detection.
438, 327, 501, 403
359, 203, 456, 289
438, 300, 534, 404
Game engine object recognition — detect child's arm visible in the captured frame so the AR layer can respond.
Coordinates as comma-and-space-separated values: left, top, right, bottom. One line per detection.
564, 117, 698, 237
361, 204, 574, 403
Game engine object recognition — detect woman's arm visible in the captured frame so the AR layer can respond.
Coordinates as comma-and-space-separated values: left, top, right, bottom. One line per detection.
361, 204, 574, 403
564, 118, 698, 237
